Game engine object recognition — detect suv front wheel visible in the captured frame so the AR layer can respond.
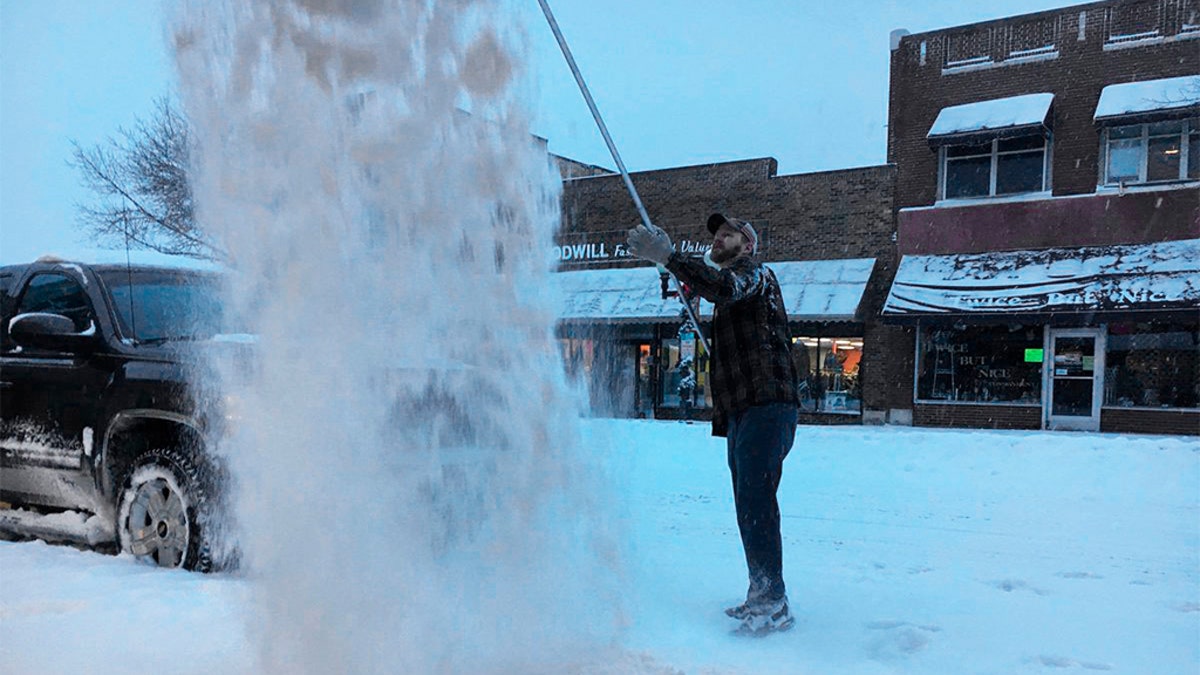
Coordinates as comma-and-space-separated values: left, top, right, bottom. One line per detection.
116, 448, 213, 571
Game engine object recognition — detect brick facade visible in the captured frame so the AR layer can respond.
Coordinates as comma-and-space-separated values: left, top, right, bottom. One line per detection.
914, 404, 1042, 430
887, 0, 1199, 436
1101, 407, 1200, 435
559, 159, 895, 267
889, 1, 1200, 207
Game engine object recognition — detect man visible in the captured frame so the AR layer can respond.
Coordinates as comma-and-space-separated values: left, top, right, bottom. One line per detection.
627, 213, 799, 635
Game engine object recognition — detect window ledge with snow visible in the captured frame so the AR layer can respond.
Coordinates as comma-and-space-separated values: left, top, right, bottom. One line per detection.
929, 191, 1054, 209
941, 51, 1058, 75
1102, 31, 1200, 51
914, 400, 1041, 407
1102, 405, 1200, 414
1095, 180, 1200, 195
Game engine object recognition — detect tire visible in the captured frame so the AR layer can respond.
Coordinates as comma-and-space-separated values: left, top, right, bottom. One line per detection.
116, 447, 213, 572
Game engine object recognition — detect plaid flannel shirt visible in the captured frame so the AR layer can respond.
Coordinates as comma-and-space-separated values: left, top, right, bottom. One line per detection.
665, 252, 799, 437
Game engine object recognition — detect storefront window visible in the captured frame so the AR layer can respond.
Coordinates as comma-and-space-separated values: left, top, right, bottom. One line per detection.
659, 334, 711, 411
916, 325, 1042, 403
635, 343, 654, 418
793, 337, 863, 414
559, 338, 595, 384
1105, 322, 1200, 409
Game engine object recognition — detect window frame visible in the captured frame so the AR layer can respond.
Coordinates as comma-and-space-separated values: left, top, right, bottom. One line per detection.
938, 133, 1052, 201
1100, 117, 1200, 186
13, 272, 96, 334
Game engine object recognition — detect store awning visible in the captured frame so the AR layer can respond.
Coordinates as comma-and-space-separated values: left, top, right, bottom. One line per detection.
927, 93, 1054, 144
882, 239, 1200, 320
1094, 75, 1200, 122
554, 266, 710, 323
773, 257, 876, 321
553, 258, 876, 323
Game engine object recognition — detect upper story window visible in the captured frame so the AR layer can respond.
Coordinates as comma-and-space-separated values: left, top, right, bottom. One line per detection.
942, 135, 1050, 199
1095, 76, 1200, 186
927, 92, 1055, 201
1103, 119, 1200, 185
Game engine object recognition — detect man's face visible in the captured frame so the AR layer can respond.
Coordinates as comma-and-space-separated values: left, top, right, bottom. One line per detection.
709, 222, 748, 265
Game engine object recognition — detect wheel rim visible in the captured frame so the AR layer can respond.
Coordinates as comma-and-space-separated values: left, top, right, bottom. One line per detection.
125, 477, 189, 567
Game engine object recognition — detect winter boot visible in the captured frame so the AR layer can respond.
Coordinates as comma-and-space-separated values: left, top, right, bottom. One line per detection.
733, 597, 794, 637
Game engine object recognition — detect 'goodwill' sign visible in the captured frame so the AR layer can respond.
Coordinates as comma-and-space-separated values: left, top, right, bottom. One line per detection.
555, 237, 713, 263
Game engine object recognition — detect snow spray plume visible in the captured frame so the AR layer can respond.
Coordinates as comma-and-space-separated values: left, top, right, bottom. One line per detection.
172, 1, 625, 671
579, 324, 639, 419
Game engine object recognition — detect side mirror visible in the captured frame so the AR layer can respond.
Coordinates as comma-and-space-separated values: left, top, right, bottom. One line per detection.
8, 312, 97, 353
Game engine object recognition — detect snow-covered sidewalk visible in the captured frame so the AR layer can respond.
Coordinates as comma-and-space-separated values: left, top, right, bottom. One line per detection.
1, 422, 1196, 674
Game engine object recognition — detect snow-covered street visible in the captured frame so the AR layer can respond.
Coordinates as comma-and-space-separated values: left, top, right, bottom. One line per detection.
2, 421, 1197, 674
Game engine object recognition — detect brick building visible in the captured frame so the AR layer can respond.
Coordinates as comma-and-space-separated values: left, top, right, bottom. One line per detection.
551, 159, 898, 424
883, 0, 1199, 434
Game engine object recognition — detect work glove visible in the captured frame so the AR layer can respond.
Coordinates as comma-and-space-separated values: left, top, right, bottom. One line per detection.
626, 224, 674, 265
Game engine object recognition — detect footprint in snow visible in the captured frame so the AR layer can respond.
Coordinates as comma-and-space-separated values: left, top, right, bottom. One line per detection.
991, 579, 1050, 596
865, 621, 940, 661
1056, 571, 1103, 580
1035, 655, 1113, 670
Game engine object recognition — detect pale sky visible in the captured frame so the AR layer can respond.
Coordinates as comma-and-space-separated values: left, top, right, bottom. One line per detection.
0, 0, 1086, 264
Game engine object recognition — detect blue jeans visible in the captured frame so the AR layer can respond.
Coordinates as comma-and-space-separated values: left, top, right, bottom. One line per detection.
726, 402, 797, 602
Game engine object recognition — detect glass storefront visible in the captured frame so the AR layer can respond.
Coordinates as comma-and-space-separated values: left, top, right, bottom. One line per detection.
559, 337, 639, 416
793, 336, 863, 414
658, 334, 711, 412
1105, 321, 1200, 409
635, 343, 654, 418
916, 324, 1043, 403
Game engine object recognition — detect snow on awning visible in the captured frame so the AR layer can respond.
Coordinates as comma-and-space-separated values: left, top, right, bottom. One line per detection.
553, 258, 876, 323
882, 239, 1200, 319
927, 93, 1054, 145
1094, 75, 1200, 122
772, 257, 876, 321
554, 266, 710, 323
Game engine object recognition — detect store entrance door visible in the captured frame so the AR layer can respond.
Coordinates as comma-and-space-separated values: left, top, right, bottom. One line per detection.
634, 343, 654, 419
1046, 328, 1105, 431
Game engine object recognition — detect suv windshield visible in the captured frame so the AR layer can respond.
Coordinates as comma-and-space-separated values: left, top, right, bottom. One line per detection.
98, 269, 240, 343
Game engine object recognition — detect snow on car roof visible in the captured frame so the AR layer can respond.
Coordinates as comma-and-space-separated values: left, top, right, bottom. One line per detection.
28, 248, 223, 272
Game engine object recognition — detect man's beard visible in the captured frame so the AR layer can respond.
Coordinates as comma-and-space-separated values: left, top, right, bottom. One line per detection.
709, 244, 741, 265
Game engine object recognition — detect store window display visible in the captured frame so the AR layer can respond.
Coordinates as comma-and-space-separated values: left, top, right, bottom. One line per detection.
793, 337, 863, 414
1105, 322, 1200, 410
915, 325, 1043, 403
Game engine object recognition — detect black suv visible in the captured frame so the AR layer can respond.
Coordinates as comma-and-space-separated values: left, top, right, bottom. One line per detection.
0, 254, 243, 571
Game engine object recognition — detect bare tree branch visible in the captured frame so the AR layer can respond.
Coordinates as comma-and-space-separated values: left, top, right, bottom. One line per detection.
70, 98, 227, 262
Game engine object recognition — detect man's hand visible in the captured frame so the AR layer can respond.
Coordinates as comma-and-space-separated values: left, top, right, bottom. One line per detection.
626, 224, 674, 265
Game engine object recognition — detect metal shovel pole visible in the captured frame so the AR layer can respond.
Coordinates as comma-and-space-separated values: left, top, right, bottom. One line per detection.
537, 0, 710, 353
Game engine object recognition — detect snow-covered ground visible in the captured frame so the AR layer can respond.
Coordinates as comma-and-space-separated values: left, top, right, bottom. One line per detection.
2, 422, 1197, 674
